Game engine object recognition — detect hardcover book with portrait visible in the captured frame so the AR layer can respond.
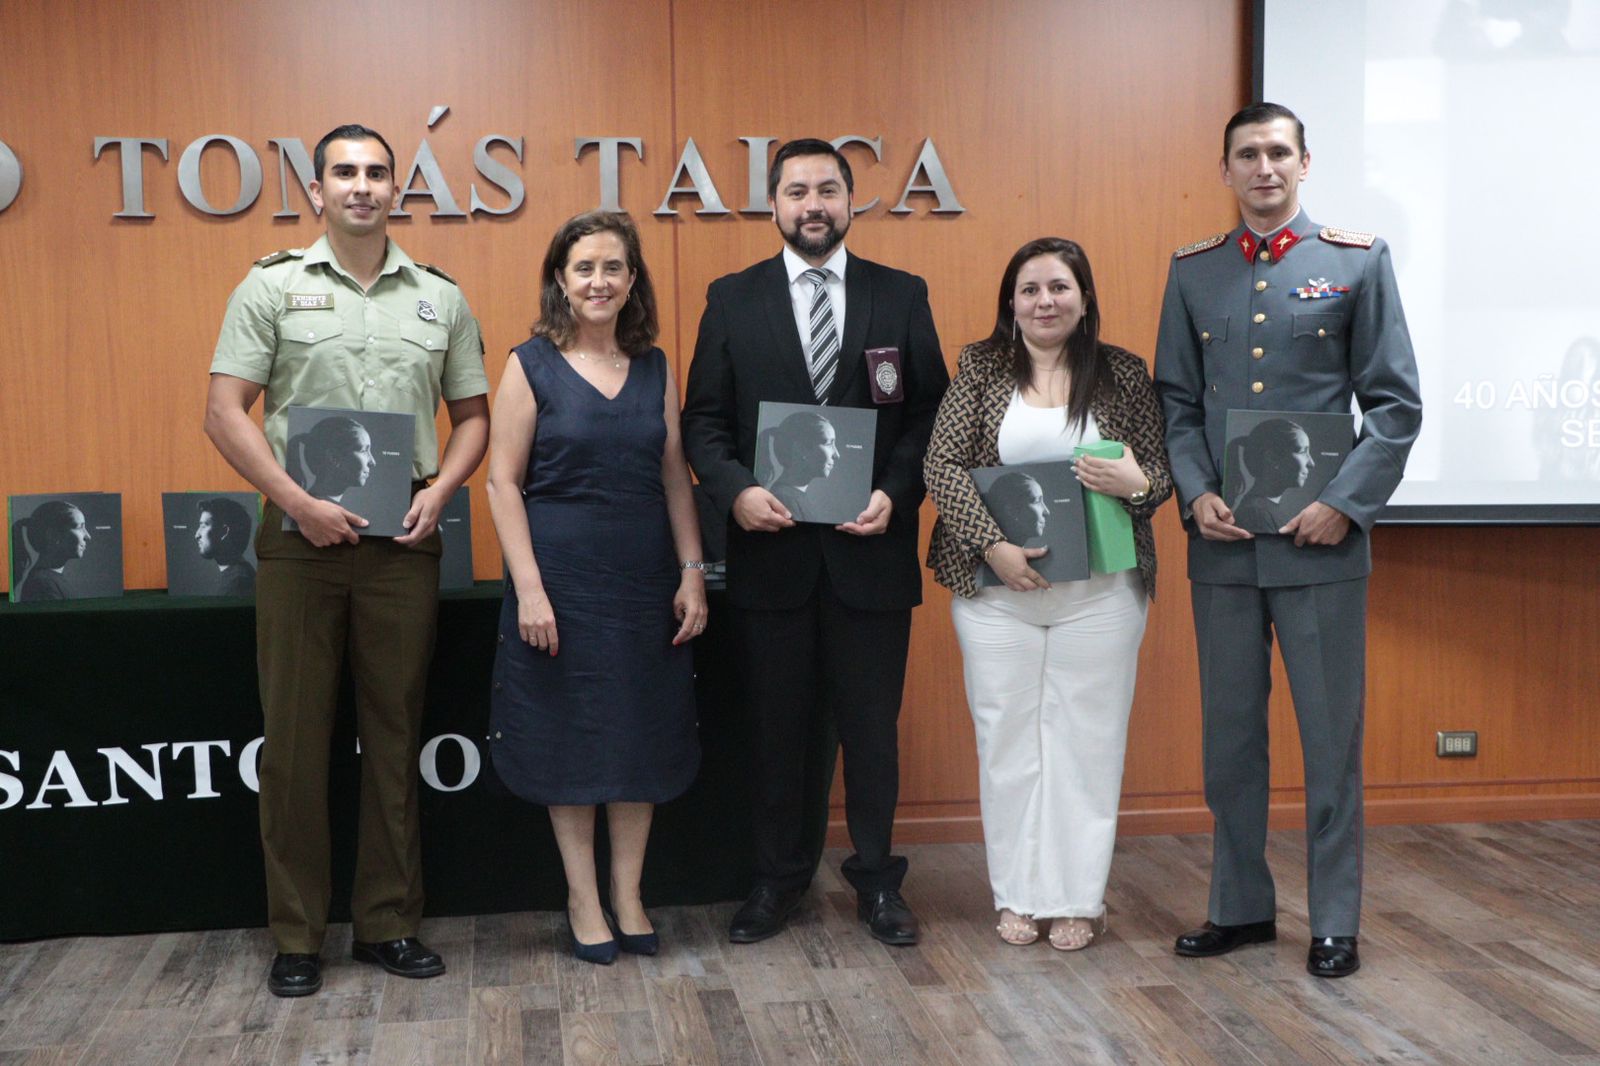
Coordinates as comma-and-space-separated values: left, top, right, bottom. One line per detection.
282, 406, 416, 538
437, 485, 475, 590
1222, 409, 1355, 534
970, 461, 1089, 588
162, 491, 261, 597
752, 401, 877, 525
7, 492, 125, 603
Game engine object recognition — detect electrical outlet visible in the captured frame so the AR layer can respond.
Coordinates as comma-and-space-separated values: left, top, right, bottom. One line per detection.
1436, 730, 1478, 757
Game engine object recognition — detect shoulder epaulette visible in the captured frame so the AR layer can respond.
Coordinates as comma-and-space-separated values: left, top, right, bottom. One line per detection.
1319, 226, 1376, 249
1173, 233, 1228, 259
418, 262, 459, 286
254, 248, 303, 267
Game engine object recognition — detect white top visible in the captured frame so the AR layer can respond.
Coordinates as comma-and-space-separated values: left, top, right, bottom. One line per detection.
782, 244, 847, 372
996, 389, 1101, 465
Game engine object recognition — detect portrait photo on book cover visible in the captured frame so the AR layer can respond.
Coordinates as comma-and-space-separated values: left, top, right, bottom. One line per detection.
282, 407, 416, 538
753, 401, 877, 525
1222, 409, 1354, 534
970, 460, 1089, 587
8, 492, 125, 603
162, 491, 260, 597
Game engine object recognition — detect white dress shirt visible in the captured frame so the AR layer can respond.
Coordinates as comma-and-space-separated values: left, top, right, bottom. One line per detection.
782, 244, 848, 375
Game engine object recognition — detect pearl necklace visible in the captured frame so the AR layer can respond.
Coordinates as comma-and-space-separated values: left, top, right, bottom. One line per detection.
572, 347, 624, 369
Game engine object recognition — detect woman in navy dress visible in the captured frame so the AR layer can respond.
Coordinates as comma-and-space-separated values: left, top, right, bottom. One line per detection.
486, 211, 706, 963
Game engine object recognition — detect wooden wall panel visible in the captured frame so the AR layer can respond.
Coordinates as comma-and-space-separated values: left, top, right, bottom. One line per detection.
3, 0, 1596, 848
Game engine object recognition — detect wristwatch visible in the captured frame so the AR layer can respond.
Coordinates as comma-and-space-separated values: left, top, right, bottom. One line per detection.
1128, 476, 1152, 506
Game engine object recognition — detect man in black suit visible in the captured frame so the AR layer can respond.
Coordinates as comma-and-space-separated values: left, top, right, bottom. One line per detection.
683, 138, 948, 945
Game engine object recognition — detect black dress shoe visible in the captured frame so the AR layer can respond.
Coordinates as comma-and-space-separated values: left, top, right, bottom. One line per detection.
1173, 919, 1277, 957
728, 885, 804, 943
268, 953, 321, 997
350, 937, 446, 978
1307, 936, 1360, 977
604, 907, 659, 956
566, 913, 619, 966
857, 889, 919, 946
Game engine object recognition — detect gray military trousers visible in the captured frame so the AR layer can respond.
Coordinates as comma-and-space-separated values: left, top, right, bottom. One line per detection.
1191, 577, 1367, 938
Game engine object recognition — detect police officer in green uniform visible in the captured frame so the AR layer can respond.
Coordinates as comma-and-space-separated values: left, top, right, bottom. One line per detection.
204, 124, 490, 997
1154, 103, 1422, 978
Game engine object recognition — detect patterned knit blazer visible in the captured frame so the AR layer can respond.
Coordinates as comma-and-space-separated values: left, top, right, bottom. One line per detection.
924, 339, 1173, 599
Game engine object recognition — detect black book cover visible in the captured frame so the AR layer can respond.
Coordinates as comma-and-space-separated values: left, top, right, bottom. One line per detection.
438, 486, 475, 590
753, 401, 877, 525
8, 492, 124, 602
282, 406, 416, 538
1222, 409, 1355, 534
970, 461, 1089, 587
162, 491, 261, 597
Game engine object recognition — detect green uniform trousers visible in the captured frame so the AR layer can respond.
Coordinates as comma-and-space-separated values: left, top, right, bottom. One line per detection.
254, 500, 441, 953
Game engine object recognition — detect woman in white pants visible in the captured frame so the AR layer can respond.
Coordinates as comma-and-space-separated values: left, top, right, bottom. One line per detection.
925, 237, 1171, 949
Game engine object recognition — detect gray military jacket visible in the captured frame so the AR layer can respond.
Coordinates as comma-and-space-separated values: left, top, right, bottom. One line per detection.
1154, 208, 1423, 588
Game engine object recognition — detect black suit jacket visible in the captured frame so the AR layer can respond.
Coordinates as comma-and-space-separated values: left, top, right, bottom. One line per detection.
682, 251, 948, 612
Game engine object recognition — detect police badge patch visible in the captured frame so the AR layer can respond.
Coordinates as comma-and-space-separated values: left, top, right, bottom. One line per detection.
865, 347, 904, 404
417, 299, 438, 321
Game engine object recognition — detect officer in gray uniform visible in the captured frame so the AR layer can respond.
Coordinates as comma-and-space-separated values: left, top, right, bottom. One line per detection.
1154, 102, 1422, 978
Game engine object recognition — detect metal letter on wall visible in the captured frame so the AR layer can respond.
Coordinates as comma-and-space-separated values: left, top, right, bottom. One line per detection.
470, 135, 525, 217
177, 135, 263, 216
654, 138, 729, 216
269, 138, 317, 219
740, 136, 777, 214
574, 137, 643, 212
891, 138, 965, 214
831, 135, 883, 214
0, 139, 20, 214
92, 137, 170, 219
392, 140, 466, 218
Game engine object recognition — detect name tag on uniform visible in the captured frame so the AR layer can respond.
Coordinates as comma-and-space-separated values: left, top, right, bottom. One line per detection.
865, 347, 904, 404
285, 293, 334, 310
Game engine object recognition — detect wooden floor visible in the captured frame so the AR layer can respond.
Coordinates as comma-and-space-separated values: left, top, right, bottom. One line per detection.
3, 820, 1600, 1065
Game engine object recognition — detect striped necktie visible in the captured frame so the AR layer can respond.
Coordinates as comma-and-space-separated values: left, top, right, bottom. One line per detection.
801, 267, 839, 402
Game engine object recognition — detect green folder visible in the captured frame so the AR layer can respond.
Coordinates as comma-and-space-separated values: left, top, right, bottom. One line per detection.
1073, 440, 1138, 574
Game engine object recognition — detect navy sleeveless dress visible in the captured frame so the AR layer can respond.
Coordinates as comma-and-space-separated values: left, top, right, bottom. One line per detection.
489, 337, 700, 804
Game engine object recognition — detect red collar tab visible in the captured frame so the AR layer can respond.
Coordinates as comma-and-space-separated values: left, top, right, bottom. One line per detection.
1239, 227, 1303, 263
1268, 227, 1302, 261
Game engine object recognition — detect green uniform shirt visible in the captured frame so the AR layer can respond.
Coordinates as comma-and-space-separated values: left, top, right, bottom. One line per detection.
210, 235, 489, 480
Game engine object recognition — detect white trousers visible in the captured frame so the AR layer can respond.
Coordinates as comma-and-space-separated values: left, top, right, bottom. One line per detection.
951, 569, 1147, 918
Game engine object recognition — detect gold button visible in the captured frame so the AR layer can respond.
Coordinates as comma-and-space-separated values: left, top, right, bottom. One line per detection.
1255, 280, 1267, 292
1253, 312, 1266, 324
1201, 331, 1211, 341
1252, 347, 1264, 359
1251, 381, 1264, 394
1259, 250, 1270, 262
1317, 328, 1327, 338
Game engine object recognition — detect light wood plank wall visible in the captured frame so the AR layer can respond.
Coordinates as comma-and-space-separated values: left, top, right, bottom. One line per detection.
2, 0, 1594, 839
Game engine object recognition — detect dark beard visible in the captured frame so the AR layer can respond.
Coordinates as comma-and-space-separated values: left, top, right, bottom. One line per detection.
781, 213, 848, 259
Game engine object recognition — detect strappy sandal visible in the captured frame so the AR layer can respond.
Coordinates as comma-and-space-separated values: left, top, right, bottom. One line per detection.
1048, 913, 1107, 952
995, 909, 1039, 945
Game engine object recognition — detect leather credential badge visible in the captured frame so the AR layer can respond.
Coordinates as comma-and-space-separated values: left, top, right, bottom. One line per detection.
865, 347, 904, 404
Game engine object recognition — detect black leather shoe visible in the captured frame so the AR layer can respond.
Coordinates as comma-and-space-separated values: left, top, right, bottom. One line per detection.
1307, 936, 1360, 977
1173, 919, 1277, 957
728, 885, 804, 943
267, 953, 321, 997
604, 907, 659, 956
857, 889, 919, 946
350, 937, 446, 978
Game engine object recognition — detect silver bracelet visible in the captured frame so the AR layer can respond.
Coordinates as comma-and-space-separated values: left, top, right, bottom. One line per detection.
680, 560, 706, 572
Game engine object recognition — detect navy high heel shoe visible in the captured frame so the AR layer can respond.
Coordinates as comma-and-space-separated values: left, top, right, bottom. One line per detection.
604, 907, 659, 956
565, 911, 618, 965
